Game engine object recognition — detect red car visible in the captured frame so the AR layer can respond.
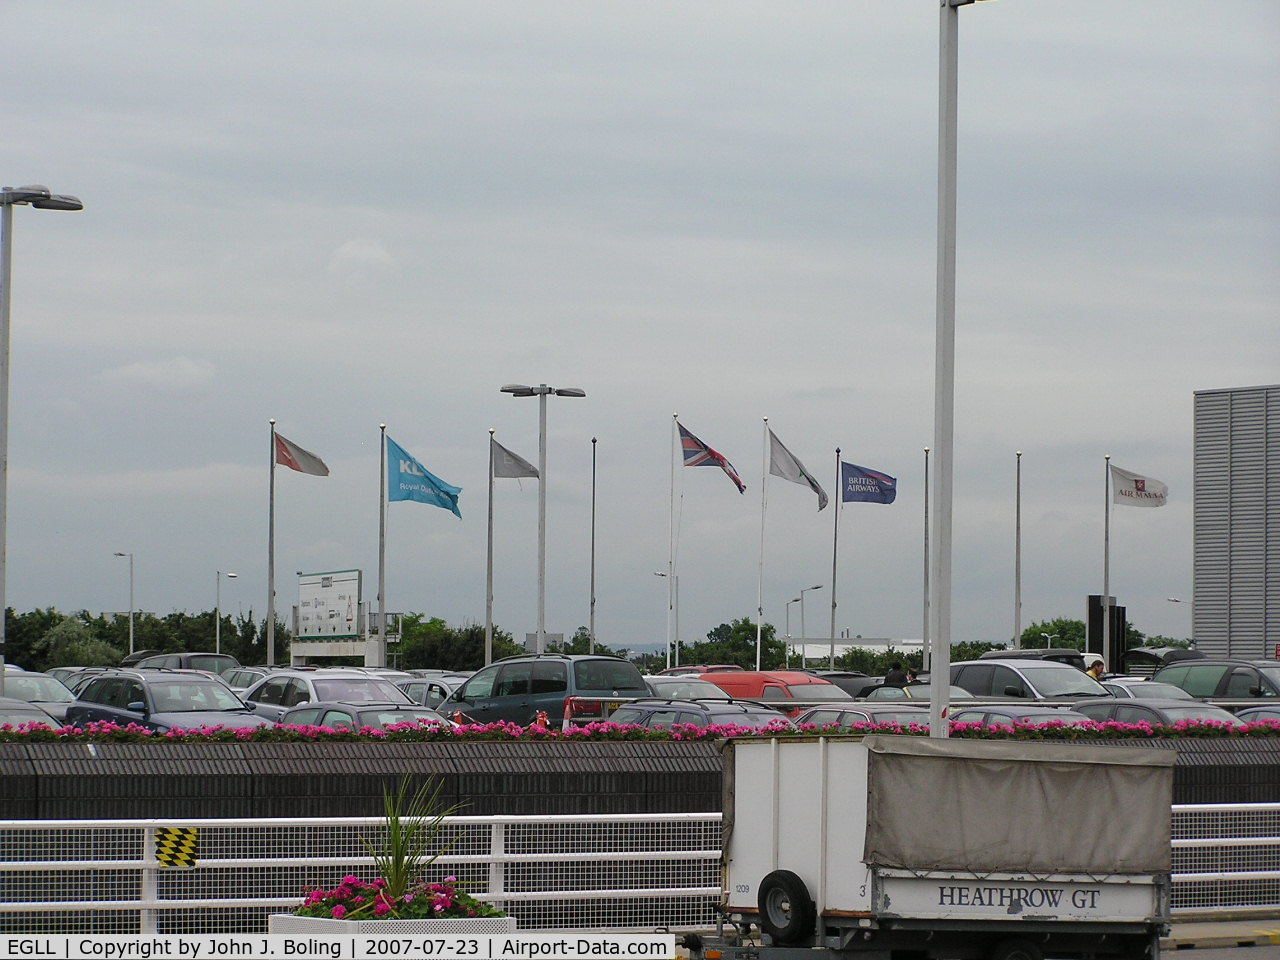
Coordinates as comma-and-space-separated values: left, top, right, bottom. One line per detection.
699, 671, 849, 716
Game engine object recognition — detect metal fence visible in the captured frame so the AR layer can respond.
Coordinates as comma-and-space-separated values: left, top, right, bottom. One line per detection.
1, 805, 1277, 934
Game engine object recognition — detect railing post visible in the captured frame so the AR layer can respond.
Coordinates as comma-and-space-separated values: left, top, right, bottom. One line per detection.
488, 821, 506, 907
140, 825, 158, 935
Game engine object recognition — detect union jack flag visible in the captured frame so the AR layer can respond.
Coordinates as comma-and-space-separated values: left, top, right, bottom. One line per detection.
677, 422, 746, 494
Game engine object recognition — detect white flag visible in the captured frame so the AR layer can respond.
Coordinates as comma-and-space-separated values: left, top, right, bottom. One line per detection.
1110, 464, 1168, 508
768, 429, 828, 511
491, 437, 539, 479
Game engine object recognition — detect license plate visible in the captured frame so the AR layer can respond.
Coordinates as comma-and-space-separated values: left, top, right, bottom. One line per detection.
604, 700, 622, 713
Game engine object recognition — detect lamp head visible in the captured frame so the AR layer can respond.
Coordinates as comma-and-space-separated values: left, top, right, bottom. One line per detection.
554, 387, 586, 398
501, 384, 536, 397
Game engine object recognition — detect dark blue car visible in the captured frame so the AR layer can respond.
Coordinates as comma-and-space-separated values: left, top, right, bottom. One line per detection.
65, 669, 272, 732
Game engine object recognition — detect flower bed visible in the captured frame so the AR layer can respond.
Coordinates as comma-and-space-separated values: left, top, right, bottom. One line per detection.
0, 716, 1278, 743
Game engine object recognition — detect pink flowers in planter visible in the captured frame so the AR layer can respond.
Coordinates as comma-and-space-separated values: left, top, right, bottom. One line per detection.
294, 876, 504, 922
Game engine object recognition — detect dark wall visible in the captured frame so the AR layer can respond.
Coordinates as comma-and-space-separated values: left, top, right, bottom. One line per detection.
4, 736, 1275, 820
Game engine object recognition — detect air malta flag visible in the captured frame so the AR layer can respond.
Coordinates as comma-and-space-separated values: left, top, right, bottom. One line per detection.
274, 433, 329, 476
841, 461, 897, 504
1110, 464, 1168, 507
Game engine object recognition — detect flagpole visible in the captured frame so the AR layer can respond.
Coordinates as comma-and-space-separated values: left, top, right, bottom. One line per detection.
756, 418, 768, 671
1103, 453, 1112, 671
266, 418, 277, 667
486, 429, 496, 666
1014, 449, 1022, 650
829, 447, 840, 670
922, 446, 930, 672
589, 436, 597, 655
377, 423, 387, 668
670, 417, 680, 670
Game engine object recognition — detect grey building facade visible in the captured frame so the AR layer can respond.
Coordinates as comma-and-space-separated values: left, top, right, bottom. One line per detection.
1193, 385, 1280, 657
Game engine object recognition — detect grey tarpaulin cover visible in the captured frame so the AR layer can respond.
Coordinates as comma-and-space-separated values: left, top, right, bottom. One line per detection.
862, 735, 1175, 875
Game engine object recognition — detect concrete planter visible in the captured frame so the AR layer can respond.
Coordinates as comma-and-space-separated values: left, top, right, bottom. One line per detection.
268, 913, 516, 934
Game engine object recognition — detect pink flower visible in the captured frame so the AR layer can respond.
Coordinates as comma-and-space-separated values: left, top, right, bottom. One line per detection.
373, 902, 391, 917
331, 905, 346, 919
403, 894, 415, 903
342, 875, 360, 885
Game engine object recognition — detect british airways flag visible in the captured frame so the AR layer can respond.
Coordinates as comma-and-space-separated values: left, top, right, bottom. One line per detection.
677, 422, 746, 494
841, 461, 897, 504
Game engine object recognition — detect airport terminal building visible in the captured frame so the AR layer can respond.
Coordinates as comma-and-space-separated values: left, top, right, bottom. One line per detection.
1193, 384, 1280, 657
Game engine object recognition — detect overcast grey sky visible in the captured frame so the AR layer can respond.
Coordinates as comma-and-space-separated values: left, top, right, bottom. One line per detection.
2, 1, 1276, 650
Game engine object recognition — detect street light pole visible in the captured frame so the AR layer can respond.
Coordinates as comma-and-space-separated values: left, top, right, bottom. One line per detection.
216, 571, 238, 654
589, 437, 597, 655
653, 571, 680, 667
798, 584, 823, 657
114, 552, 134, 654
0, 185, 82, 693
1014, 450, 1022, 649
785, 596, 800, 666
501, 383, 586, 654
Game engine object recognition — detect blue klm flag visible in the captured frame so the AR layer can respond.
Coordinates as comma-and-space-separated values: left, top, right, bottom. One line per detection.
841, 461, 897, 504
387, 435, 462, 517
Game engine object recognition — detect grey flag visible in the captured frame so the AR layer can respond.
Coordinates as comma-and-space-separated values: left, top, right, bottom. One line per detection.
491, 437, 539, 479
768, 429, 828, 510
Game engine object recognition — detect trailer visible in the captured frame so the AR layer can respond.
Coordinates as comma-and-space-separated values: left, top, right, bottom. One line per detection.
689, 735, 1174, 960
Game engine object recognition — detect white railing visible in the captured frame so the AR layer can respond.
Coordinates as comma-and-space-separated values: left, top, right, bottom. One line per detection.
2, 804, 1278, 934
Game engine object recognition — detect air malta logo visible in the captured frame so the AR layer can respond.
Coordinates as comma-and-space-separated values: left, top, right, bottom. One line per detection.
1134, 478, 1146, 492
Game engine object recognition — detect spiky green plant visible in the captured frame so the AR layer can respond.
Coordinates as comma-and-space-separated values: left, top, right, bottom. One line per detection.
364, 777, 461, 899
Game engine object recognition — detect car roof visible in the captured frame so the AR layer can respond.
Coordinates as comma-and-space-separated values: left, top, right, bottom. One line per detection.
956, 658, 1077, 669
493, 653, 632, 663
287, 700, 442, 711
1157, 658, 1278, 667
1100, 697, 1232, 709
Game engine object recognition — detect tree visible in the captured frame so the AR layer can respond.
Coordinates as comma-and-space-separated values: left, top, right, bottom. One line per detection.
4, 607, 65, 670
547, 626, 624, 658
1020, 618, 1087, 650
397, 616, 522, 671
33, 619, 122, 669
681, 617, 785, 670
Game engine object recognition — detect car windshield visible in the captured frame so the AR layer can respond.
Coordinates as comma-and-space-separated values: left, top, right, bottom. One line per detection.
786, 684, 850, 701
313, 679, 409, 702
1019, 664, 1110, 697
150, 682, 246, 713
4, 675, 74, 703
1133, 682, 1193, 700
903, 684, 973, 700
0, 709, 52, 725
574, 661, 648, 692
648, 679, 732, 700
1164, 706, 1239, 723
356, 709, 450, 727
606, 707, 648, 724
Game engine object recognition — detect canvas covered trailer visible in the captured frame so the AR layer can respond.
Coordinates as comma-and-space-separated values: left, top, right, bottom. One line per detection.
690, 735, 1174, 960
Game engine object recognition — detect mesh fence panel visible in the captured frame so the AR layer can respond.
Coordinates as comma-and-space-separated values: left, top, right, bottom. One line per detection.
1171, 805, 1280, 912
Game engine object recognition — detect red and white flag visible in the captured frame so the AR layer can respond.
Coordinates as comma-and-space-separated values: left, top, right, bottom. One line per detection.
275, 432, 329, 477
1110, 464, 1167, 507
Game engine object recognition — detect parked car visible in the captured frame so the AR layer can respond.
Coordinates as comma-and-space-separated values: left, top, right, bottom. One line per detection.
396, 676, 464, 709
978, 647, 1089, 671
1235, 706, 1280, 723
950, 705, 1094, 727
222, 666, 280, 693
440, 654, 650, 727
643, 676, 733, 700
813, 671, 881, 698
1121, 646, 1206, 675
1073, 697, 1242, 727
64, 667, 115, 694
864, 682, 974, 702
1151, 658, 1280, 699
950, 658, 1111, 700
0, 671, 76, 721
699, 671, 849, 714
241, 670, 412, 721
0, 696, 59, 727
46, 666, 92, 686
1102, 678, 1195, 701
606, 698, 792, 731
134, 652, 241, 677
793, 702, 931, 729
278, 700, 453, 730
65, 669, 271, 732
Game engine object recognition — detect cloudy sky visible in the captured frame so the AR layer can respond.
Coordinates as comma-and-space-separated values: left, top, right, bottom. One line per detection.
2, 1, 1276, 652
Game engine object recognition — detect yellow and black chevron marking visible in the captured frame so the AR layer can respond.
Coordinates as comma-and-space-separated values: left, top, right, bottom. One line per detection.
154, 827, 198, 869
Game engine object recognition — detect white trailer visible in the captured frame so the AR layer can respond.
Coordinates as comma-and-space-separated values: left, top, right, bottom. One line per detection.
690, 735, 1174, 960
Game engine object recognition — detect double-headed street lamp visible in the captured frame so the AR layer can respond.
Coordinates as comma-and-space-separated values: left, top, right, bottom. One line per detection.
216, 571, 238, 654
785, 596, 801, 665
500, 383, 586, 653
798, 583, 823, 658
113, 552, 135, 654
0, 185, 83, 691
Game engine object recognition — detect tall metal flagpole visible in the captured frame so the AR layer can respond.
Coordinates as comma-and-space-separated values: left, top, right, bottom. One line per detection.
928, 0, 960, 740
923, 447, 931, 672
1014, 450, 1022, 649
755, 418, 768, 671
266, 419, 277, 667
667, 414, 676, 671
589, 436, 597, 655
377, 424, 387, 668
1103, 454, 1112, 671
485, 429, 495, 666
536, 389, 548, 653
829, 447, 841, 670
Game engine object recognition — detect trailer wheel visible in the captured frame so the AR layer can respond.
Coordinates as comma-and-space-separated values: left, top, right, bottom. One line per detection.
757, 870, 815, 946
987, 939, 1043, 960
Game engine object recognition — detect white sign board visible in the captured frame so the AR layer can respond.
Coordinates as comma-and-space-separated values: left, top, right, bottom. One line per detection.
297, 569, 362, 640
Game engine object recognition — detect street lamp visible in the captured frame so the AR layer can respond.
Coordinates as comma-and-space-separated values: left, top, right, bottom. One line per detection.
113, 552, 135, 654
798, 584, 823, 657
654, 571, 679, 668
216, 572, 238, 654
1040, 632, 1059, 648
500, 383, 586, 653
929, 0, 997, 741
785, 597, 801, 666
0, 185, 83, 691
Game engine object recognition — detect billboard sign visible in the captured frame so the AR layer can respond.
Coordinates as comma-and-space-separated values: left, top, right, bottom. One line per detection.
297, 569, 362, 640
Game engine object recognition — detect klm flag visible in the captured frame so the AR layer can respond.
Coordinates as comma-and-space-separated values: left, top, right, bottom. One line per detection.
841, 461, 897, 504
387, 435, 462, 517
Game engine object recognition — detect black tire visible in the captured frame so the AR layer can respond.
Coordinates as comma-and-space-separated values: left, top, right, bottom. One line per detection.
987, 939, 1044, 960
756, 869, 815, 946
